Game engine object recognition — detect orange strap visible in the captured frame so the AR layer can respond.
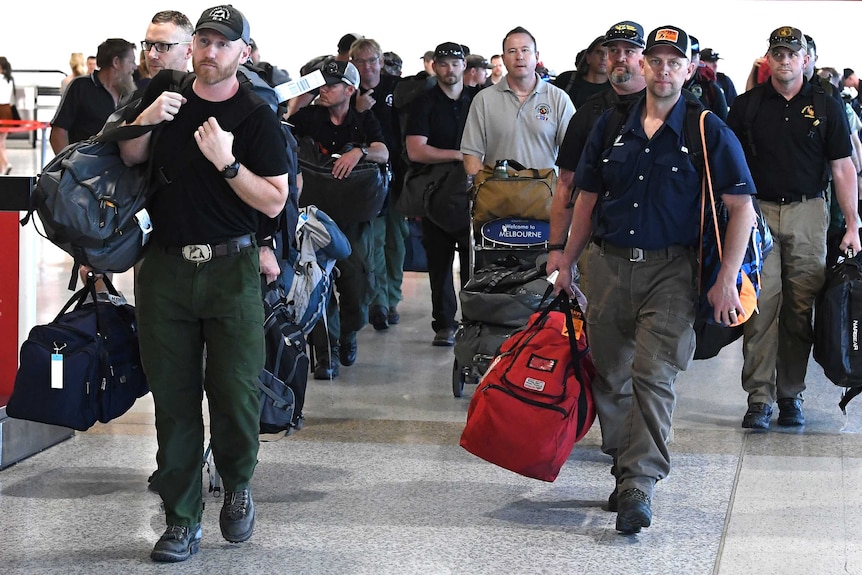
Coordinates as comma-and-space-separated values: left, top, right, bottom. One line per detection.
698, 110, 717, 291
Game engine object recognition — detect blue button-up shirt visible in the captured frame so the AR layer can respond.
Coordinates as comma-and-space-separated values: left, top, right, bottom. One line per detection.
575, 94, 755, 250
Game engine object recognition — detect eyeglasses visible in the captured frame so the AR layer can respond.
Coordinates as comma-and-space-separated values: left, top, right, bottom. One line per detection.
141, 40, 190, 53
351, 57, 380, 66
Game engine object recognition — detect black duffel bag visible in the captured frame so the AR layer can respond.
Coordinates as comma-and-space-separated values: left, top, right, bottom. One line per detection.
7, 274, 149, 431
814, 251, 862, 413
297, 137, 388, 225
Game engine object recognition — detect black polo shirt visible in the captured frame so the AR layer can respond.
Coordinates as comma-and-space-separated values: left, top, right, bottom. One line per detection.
556, 87, 644, 172
51, 72, 117, 144
727, 80, 851, 203
289, 104, 384, 154
405, 84, 477, 152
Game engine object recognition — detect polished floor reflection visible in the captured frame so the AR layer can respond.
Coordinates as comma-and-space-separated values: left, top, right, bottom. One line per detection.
1, 142, 861, 575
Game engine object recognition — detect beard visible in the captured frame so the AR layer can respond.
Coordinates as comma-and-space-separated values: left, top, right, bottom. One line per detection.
193, 58, 237, 85
117, 73, 136, 98
610, 68, 633, 85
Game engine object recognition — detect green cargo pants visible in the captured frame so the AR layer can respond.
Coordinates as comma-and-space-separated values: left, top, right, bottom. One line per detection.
136, 245, 264, 527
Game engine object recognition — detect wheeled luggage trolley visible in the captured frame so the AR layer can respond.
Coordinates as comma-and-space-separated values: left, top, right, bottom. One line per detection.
452, 216, 550, 397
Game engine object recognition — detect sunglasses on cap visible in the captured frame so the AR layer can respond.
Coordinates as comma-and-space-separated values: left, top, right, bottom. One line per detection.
605, 26, 643, 44
769, 31, 804, 47
436, 48, 465, 59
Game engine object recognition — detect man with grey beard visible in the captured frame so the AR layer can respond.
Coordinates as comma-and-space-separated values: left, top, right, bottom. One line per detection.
546, 20, 647, 289
50, 38, 137, 153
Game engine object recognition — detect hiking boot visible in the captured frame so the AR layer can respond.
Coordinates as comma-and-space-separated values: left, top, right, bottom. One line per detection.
369, 305, 389, 331
151, 524, 202, 562
339, 333, 358, 366
607, 487, 618, 512
387, 306, 400, 325
313, 358, 339, 380
741, 402, 773, 430
777, 398, 805, 426
433, 327, 456, 346
615, 489, 652, 534
220, 488, 255, 543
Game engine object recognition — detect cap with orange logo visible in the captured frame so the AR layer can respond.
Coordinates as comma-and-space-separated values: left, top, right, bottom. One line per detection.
644, 25, 691, 58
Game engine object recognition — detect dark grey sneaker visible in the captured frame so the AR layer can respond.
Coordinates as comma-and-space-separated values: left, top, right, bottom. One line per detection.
741, 402, 773, 430
616, 488, 652, 534
777, 398, 805, 426
220, 488, 255, 543
150, 524, 202, 562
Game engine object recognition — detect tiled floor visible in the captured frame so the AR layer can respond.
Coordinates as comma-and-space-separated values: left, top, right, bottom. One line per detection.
1, 140, 862, 574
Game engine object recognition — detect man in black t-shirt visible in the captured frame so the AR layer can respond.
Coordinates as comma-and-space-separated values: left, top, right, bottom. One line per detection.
350, 38, 408, 333
290, 59, 389, 380
547, 20, 647, 293
118, 5, 289, 562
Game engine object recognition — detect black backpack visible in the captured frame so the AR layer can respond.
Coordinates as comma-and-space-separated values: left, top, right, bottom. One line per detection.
258, 288, 309, 434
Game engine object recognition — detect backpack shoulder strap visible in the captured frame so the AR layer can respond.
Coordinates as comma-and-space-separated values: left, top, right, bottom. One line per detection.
683, 97, 707, 177
600, 100, 632, 153
811, 83, 829, 139
740, 84, 765, 157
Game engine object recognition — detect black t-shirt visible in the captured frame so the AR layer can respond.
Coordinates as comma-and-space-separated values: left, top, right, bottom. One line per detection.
405, 84, 478, 153
139, 70, 289, 246
51, 73, 117, 144
556, 87, 645, 172
354, 74, 401, 160
289, 104, 384, 153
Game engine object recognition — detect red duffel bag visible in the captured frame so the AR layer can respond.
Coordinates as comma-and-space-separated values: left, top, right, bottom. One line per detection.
460, 290, 596, 482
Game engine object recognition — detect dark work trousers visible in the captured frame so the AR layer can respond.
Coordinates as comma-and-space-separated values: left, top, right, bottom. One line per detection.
421, 217, 470, 332
370, 203, 408, 311
136, 245, 264, 528
311, 220, 375, 354
584, 246, 697, 500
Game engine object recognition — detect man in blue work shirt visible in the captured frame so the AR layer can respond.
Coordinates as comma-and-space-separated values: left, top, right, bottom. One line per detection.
553, 25, 756, 535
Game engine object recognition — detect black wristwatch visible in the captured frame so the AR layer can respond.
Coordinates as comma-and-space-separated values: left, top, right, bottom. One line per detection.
360, 146, 369, 159
222, 160, 240, 179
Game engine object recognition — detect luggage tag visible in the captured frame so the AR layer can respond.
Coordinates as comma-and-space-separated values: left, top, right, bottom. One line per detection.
51, 343, 66, 389
135, 208, 153, 245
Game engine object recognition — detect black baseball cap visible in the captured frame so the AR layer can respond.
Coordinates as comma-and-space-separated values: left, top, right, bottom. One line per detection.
769, 26, 807, 52
434, 42, 465, 61
466, 54, 492, 69
602, 21, 646, 49
644, 25, 691, 58
195, 5, 250, 44
690, 35, 701, 55
700, 48, 720, 62
338, 33, 363, 54
321, 58, 359, 88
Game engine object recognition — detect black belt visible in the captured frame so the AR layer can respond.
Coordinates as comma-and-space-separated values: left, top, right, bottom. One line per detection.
164, 234, 256, 263
759, 192, 824, 205
591, 238, 690, 262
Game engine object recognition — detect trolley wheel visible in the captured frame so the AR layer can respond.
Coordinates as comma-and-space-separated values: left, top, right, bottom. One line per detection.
452, 358, 467, 398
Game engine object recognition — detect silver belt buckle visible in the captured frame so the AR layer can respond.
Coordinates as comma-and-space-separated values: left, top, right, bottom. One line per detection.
181, 244, 213, 263
629, 247, 645, 262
